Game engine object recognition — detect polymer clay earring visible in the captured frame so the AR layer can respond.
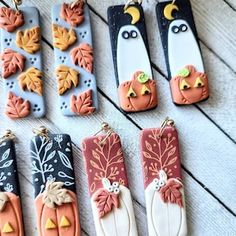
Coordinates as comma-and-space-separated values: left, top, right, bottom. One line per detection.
51, 0, 98, 116
0, 0, 45, 119
82, 122, 138, 236
30, 127, 80, 236
156, 0, 209, 105
107, 0, 158, 113
0, 130, 24, 235
140, 118, 187, 236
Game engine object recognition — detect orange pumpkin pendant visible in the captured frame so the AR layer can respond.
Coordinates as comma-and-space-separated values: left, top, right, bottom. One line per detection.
0, 132, 25, 236
30, 128, 81, 236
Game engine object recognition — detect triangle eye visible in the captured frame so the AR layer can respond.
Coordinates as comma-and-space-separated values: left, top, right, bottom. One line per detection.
126, 87, 137, 98
2, 222, 14, 233
45, 218, 57, 230
141, 85, 151, 95
60, 216, 71, 228
180, 79, 191, 90
194, 77, 204, 88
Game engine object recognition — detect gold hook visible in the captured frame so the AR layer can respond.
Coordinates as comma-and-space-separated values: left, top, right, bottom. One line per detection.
94, 122, 114, 145
32, 126, 49, 140
70, 0, 84, 9
12, 0, 22, 11
158, 117, 175, 138
124, 0, 142, 11
0, 130, 15, 143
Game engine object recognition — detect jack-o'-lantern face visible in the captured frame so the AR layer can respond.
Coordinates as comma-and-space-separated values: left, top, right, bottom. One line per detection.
35, 182, 80, 236
118, 71, 158, 112
170, 65, 209, 104
0, 192, 24, 236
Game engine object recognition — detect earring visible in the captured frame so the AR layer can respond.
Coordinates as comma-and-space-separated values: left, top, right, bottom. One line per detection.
51, 0, 98, 116
30, 127, 81, 236
0, 130, 24, 234
81, 122, 138, 235
140, 118, 188, 235
0, 1, 45, 119
156, 0, 209, 105
107, 0, 158, 113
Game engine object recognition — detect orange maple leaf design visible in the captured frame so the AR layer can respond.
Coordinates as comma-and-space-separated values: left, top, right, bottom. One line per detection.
0, 7, 24, 32
159, 179, 183, 208
60, 2, 84, 27
70, 43, 93, 73
5, 92, 31, 119
93, 189, 119, 218
70, 89, 95, 115
1, 49, 25, 78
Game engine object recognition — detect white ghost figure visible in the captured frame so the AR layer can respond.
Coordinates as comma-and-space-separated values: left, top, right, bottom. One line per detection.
117, 25, 152, 83
168, 19, 205, 76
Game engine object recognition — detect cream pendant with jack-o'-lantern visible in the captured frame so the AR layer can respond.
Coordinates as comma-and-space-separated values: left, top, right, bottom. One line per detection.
156, 0, 209, 105
108, 0, 158, 113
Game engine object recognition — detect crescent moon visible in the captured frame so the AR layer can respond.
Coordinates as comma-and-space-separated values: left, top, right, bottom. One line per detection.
124, 6, 141, 25
164, 3, 179, 21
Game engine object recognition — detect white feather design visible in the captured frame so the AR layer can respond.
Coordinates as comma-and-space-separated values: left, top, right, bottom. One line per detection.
91, 185, 138, 236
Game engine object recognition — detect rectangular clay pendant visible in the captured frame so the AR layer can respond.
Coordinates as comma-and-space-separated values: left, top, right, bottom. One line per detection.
30, 130, 81, 236
107, 4, 158, 113
156, 0, 209, 105
0, 6, 45, 119
51, 1, 98, 116
140, 119, 187, 236
0, 134, 24, 235
82, 131, 138, 236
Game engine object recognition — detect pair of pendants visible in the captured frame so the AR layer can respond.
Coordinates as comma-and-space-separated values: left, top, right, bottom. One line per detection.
0, 0, 209, 119
109, 0, 209, 113
0, 118, 187, 236
0, 0, 96, 118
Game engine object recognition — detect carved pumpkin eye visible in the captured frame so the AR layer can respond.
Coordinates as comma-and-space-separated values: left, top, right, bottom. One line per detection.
60, 216, 71, 228
180, 79, 191, 90
126, 87, 137, 98
45, 218, 57, 230
194, 77, 204, 88
2, 222, 14, 233
141, 85, 151, 95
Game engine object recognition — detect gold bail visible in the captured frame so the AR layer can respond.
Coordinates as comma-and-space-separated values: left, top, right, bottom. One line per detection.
0, 130, 15, 143
70, 0, 84, 9
12, 0, 22, 11
32, 126, 49, 139
158, 117, 175, 138
94, 122, 114, 145
124, 0, 142, 11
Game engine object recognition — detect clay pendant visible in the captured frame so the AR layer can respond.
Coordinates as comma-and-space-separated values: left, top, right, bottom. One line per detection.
140, 119, 188, 236
51, 1, 98, 116
30, 130, 81, 236
156, 0, 209, 105
82, 130, 138, 235
107, 4, 158, 113
0, 7, 45, 119
0, 133, 24, 235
